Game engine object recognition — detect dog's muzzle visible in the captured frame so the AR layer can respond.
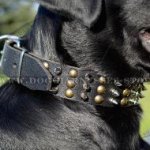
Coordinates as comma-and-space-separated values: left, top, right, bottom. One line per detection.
139, 28, 150, 52
0, 36, 146, 108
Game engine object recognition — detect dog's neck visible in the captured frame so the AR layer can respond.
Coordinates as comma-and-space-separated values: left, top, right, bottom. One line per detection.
0, 7, 144, 108
26, 7, 141, 82
27, 7, 61, 62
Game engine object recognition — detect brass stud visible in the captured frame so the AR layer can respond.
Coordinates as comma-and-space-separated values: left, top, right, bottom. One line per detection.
66, 80, 75, 88
69, 69, 78, 78
43, 62, 49, 69
123, 89, 131, 97
97, 86, 106, 94
99, 77, 106, 84
65, 89, 74, 98
94, 95, 104, 104
120, 98, 128, 106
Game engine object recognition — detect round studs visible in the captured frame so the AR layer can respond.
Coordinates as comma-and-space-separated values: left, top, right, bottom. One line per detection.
65, 89, 74, 98
120, 98, 128, 106
97, 86, 106, 94
123, 89, 131, 97
80, 92, 88, 101
69, 69, 78, 78
99, 77, 106, 84
94, 95, 104, 104
43, 62, 49, 69
66, 80, 75, 88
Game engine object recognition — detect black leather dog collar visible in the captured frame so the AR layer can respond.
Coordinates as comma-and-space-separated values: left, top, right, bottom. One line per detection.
1, 40, 145, 107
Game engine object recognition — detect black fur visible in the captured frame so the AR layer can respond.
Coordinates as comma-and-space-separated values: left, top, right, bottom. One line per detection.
0, 0, 150, 149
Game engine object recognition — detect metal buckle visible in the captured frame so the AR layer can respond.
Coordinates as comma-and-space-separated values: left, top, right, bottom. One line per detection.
0, 35, 21, 58
0, 35, 21, 69
0, 35, 27, 83
17, 48, 27, 83
0, 35, 20, 47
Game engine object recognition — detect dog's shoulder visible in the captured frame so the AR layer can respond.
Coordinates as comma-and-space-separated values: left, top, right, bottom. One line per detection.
0, 82, 114, 150
0, 82, 146, 150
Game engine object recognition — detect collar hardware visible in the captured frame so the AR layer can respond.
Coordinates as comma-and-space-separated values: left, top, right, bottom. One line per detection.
0, 40, 146, 108
17, 48, 27, 83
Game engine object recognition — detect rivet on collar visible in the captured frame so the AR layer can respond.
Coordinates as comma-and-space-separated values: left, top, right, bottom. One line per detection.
123, 89, 131, 97
66, 80, 75, 88
65, 89, 74, 98
94, 95, 104, 104
120, 98, 128, 106
69, 69, 78, 78
99, 77, 106, 84
97, 85, 106, 94
43, 62, 49, 69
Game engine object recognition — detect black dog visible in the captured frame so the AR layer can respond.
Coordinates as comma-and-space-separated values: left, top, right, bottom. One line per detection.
0, 0, 150, 149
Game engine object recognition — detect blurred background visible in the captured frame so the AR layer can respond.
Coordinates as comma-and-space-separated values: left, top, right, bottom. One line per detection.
0, 0, 150, 137
0, 0, 37, 36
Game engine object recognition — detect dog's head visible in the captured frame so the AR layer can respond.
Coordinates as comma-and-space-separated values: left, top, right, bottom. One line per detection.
36, 0, 150, 81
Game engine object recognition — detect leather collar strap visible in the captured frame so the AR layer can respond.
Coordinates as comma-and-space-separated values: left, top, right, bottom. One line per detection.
1, 41, 145, 107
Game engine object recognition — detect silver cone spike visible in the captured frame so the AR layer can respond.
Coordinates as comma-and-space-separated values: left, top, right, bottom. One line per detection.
110, 89, 120, 97
109, 98, 118, 105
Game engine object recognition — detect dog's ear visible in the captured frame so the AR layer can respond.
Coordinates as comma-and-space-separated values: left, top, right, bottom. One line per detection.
37, 0, 103, 28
